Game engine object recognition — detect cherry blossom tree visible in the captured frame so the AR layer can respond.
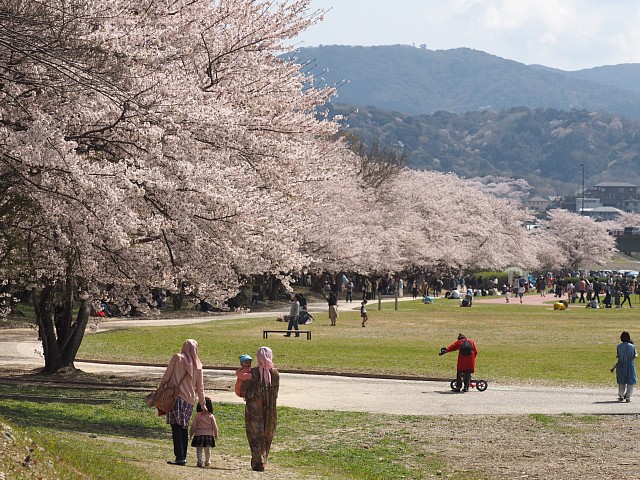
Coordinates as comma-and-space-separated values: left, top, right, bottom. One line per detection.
1, 0, 343, 372
524, 226, 570, 273
610, 212, 640, 231
465, 175, 532, 203
1, 0, 616, 376
542, 209, 616, 271
301, 163, 543, 278
375, 170, 539, 272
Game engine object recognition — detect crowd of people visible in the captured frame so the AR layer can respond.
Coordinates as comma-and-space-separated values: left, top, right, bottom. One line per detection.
546, 274, 638, 309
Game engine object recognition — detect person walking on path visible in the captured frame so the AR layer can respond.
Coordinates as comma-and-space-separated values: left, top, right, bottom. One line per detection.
159, 339, 207, 466
517, 284, 525, 303
363, 278, 372, 300
284, 293, 300, 337
439, 333, 478, 392
611, 331, 637, 402
420, 280, 429, 298
411, 279, 418, 299
242, 346, 280, 472
327, 291, 339, 326
189, 397, 218, 468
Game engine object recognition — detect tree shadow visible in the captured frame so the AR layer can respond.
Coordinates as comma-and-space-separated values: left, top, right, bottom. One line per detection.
0, 399, 166, 439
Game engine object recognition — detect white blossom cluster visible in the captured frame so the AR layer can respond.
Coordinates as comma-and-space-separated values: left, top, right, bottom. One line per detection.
0, 0, 619, 315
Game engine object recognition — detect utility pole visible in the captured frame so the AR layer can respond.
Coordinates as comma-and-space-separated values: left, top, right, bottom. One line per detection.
580, 163, 585, 215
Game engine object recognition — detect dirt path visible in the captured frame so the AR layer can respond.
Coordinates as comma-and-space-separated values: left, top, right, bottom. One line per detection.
473, 290, 558, 306
0, 296, 634, 416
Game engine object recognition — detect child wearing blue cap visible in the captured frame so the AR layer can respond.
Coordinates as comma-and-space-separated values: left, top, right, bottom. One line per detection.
235, 354, 253, 397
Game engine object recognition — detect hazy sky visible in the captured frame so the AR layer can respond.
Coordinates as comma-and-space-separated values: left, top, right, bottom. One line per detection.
294, 0, 640, 71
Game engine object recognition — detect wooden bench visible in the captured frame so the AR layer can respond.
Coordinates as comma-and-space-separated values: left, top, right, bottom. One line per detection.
263, 330, 312, 340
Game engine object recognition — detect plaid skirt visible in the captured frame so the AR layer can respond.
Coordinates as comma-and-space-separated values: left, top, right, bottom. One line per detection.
166, 396, 193, 429
191, 435, 216, 448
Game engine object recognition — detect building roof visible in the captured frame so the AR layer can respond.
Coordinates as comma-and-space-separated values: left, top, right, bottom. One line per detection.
594, 182, 638, 188
589, 206, 624, 213
528, 196, 548, 202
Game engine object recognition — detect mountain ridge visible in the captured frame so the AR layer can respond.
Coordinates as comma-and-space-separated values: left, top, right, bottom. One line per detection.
285, 45, 640, 193
288, 45, 640, 119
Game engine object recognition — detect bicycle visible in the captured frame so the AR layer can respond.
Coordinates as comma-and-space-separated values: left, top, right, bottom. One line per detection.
449, 376, 488, 392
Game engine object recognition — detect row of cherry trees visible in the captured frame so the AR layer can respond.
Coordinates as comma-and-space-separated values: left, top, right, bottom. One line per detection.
0, 0, 617, 372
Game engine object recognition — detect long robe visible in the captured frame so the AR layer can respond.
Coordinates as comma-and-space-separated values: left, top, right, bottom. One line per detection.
242, 366, 280, 471
616, 342, 637, 385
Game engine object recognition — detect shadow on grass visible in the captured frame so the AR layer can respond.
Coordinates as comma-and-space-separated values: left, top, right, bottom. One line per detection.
0, 397, 166, 439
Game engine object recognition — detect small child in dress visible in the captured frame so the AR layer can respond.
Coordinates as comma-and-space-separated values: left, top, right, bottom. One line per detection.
504, 286, 511, 304
360, 300, 368, 327
190, 397, 218, 468
235, 354, 253, 397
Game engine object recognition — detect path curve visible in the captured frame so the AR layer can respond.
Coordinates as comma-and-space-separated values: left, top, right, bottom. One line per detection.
1, 295, 633, 416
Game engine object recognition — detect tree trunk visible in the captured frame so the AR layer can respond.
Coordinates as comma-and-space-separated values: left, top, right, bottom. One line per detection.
172, 281, 186, 310
268, 275, 278, 301
32, 280, 91, 374
172, 292, 184, 310
33, 285, 65, 374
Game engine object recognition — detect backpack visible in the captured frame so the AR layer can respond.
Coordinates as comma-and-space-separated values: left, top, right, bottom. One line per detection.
460, 339, 474, 356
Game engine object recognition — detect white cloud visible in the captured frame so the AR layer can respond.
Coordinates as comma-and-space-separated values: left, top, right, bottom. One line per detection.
296, 0, 640, 70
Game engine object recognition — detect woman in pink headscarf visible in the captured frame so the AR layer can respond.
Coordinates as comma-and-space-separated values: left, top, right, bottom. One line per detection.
159, 339, 207, 466
241, 346, 280, 471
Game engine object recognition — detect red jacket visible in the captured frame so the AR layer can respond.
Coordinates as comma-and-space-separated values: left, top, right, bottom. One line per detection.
445, 338, 478, 373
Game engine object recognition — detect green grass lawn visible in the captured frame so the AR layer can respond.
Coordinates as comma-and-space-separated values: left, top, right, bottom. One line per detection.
0, 388, 464, 480
3, 295, 638, 479
0, 384, 629, 480
79, 296, 634, 386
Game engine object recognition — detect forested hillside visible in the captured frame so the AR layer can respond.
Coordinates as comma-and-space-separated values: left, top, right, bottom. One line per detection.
327, 104, 640, 194
562, 64, 640, 95
290, 45, 640, 119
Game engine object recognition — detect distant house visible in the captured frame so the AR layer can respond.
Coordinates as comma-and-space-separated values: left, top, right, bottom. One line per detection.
526, 196, 550, 211
582, 206, 624, 221
621, 198, 640, 213
589, 182, 639, 210
576, 196, 602, 213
